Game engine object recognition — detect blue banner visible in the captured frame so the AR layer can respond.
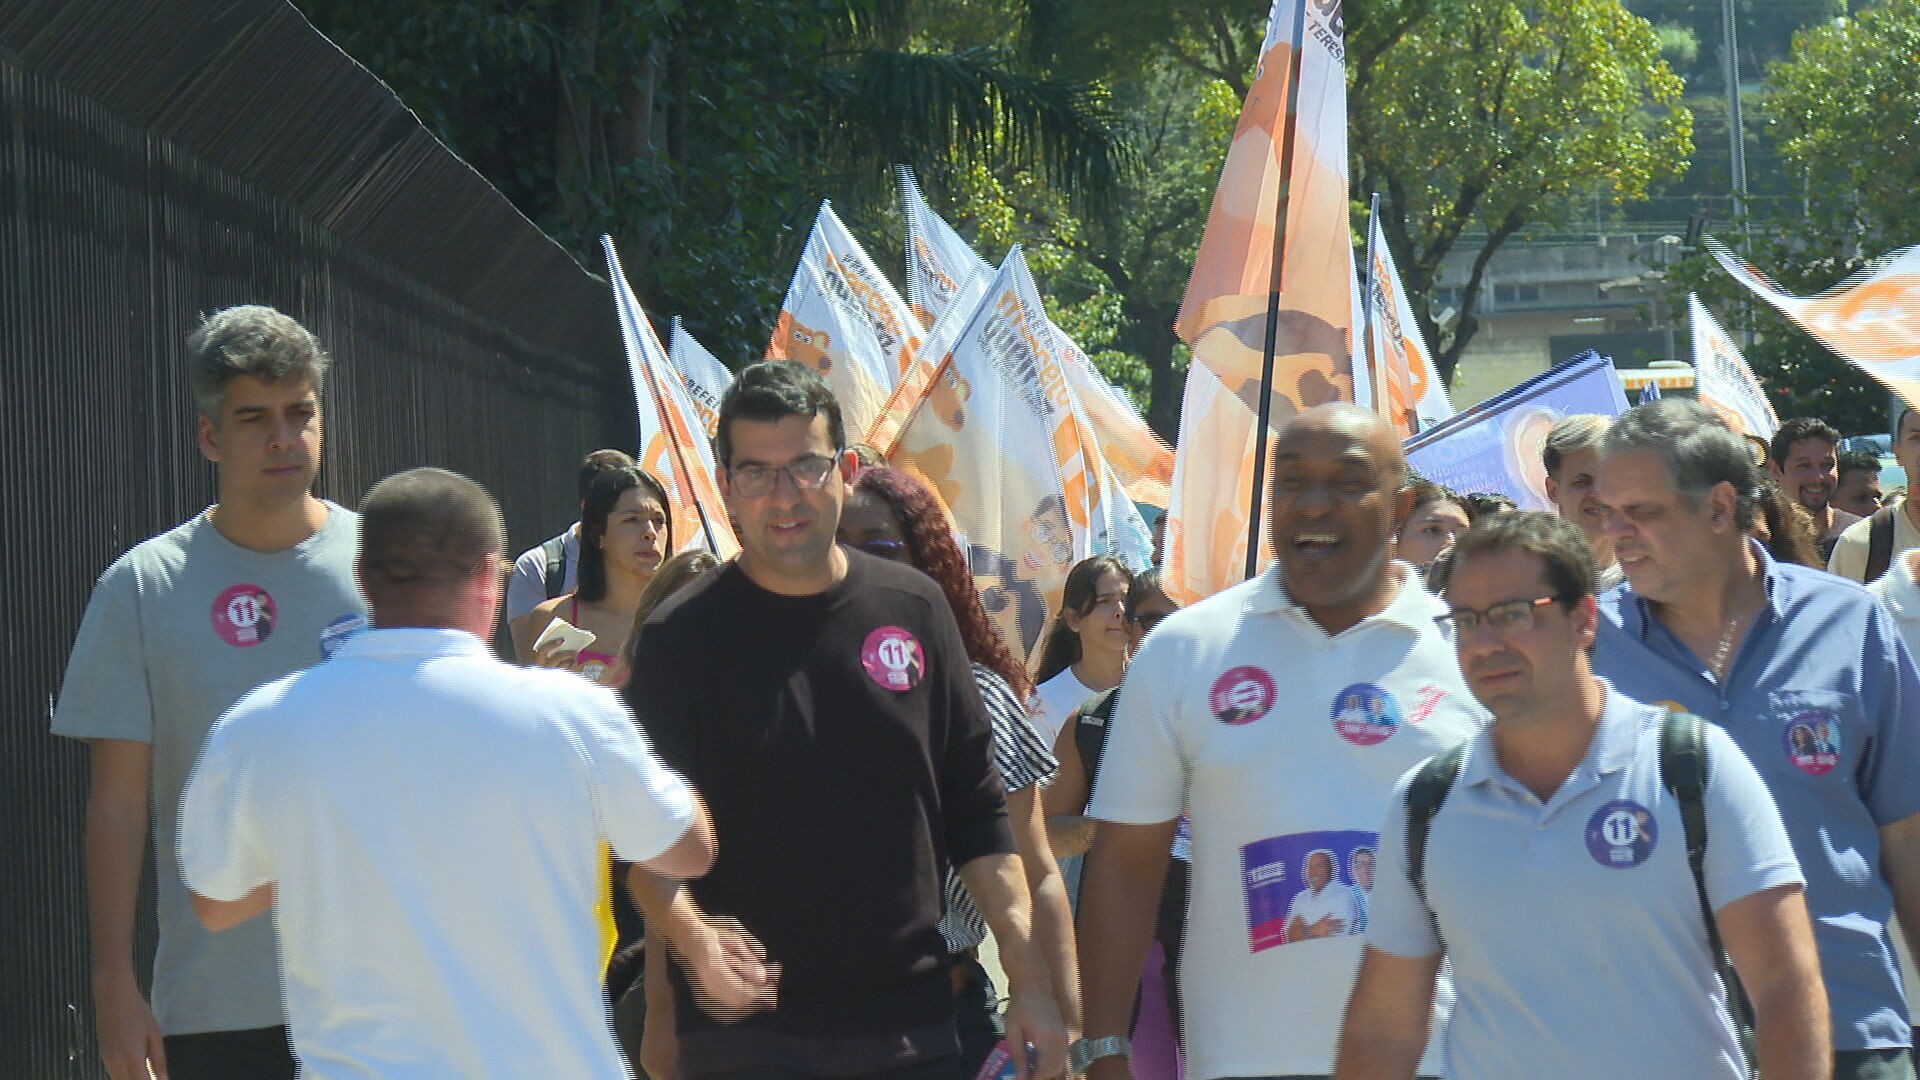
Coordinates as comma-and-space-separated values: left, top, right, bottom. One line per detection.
1404, 351, 1628, 511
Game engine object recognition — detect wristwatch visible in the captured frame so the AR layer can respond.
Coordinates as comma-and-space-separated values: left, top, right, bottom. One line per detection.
1069, 1035, 1131, 1075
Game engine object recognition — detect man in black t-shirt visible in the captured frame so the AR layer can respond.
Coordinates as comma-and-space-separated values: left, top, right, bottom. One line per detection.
626, 361, 1068, 1080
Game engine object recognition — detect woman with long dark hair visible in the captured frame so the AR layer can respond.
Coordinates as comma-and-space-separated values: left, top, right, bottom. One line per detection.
839, 466, 1081, 1073
522, 466, 672, 686
1030, 555, 1133, 745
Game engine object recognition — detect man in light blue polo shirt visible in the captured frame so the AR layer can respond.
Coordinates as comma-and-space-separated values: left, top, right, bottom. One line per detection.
1592, 399, 1920, 1080
1335, 512, 1827, 1080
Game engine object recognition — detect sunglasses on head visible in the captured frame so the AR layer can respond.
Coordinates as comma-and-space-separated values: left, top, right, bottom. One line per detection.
854, 538, 908, 559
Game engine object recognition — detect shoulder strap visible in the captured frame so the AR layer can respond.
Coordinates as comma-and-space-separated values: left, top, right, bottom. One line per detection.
1659, 710, 1757, 1078
1404, 743, 1467, 945
542, 535, 569, 600
1073, 687, 1123, 787
1866, 503, 1899, 583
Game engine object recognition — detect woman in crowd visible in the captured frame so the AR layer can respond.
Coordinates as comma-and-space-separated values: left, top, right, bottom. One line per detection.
1394, 480, 1470, 575
521, 465, 672, 687
1754, 478, 1825, 568
1030, 555, 1134, 745
836, 466, 1081, 1073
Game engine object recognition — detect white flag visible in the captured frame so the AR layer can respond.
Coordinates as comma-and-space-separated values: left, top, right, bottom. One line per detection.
1688, 293, 1778, 440
668, 316, 733, 439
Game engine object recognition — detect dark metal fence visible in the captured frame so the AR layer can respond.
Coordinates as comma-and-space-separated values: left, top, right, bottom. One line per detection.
1, 2, 633, 1073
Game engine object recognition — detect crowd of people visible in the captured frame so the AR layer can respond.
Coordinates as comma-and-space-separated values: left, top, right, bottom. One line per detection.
53, 304, 1920, 1080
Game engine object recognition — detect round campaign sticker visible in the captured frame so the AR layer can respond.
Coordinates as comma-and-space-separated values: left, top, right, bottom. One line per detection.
1210, 666, 1276, 725
861, 626, 925, 692
211, 584, 276, 648
319, 613, 367, 660
1782, 711, 1841, 776
1585, 800, 1658, 869
1331, 683, 1402, 746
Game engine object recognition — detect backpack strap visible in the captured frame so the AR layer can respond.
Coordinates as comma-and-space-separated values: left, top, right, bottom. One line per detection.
1866, 503, 1900, 583
1072, 687, 1123, 791
1659, 710, 1757, 1077
1404, 743, 1468, 945
542, 535, 570, 601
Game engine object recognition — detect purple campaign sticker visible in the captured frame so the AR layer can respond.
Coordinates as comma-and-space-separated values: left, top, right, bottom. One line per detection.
1210, 666, 1276, 726
861, 626, 925, 692
1585, 800, 1658, 869
1332, 683, 1402, 746
1242, 829, 1376, 952
1782, 711, 1841, 777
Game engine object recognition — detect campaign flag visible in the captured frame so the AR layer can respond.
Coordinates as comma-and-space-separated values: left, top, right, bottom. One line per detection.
885, 248, 1151, 659
767, 201, 923, 438
1638, 381, 1661, 405
668, 316, 733, 439
867, 265, 992, 455
1688, 294, 1777, 440
603, 236, 739, 559
1165, 0, 1358, 603
1404, 350, 1629, 512
898, 167, 994, 330
1052, 328, 1177, 508
1365, 207, 1452, 436
1706, 236, 1920, 409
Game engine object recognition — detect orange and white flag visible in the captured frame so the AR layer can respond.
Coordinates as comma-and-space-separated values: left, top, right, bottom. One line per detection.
899, 168, 993, 330
767, 201, 922, 438
1687, 293, 1777, 440
603, 237, 739, 559
1365, 208, 1452, 437
668, 316, 733, 439
886, 248, 1151, 659
1707, 237, 1920, 410
1165, 0, 1357, 603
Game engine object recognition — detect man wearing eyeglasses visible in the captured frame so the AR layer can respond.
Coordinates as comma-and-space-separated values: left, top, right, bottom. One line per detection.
621, 361, 1067, 1080
1591, 399, 1920, 1080
1076, 404, 1485, 1080
1334, 512, 1827, 1080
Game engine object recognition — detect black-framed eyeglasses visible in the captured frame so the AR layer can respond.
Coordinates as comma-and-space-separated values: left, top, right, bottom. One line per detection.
1434, 594, 1574, 635
854, 538, 909, 560
727, 454, 839, 498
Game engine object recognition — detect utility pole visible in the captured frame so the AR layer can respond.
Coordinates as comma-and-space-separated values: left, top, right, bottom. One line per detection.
1722, 0, 1748, 219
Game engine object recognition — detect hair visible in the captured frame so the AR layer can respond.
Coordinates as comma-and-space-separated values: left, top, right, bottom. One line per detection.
847, 443, 887, 468
187, 305, 331, 418
1461, 491, 1518, 522
576, 467, 673, 603
1897, 406, 1918, 443
716, 360, 845, 468
577, 449, 637, 504
1838, 447, 1881, 482
1770, 416, 1843, 468
1447, 511, 1598, 603
1124, 569, 1174, 622
358, 468, 506, 625
1033, 555, 1134, 685
1397, 478, 1463, 537
1541, 414, 1612, 479
850, 467, 1032, 696
1754, 479, 1825, 568
1605, 398, 1763, 532
623, 550, 721, 667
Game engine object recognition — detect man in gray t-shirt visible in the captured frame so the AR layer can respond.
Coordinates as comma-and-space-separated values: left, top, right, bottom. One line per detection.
53, 307, 365, 1080
1337, 514, 1827, 1080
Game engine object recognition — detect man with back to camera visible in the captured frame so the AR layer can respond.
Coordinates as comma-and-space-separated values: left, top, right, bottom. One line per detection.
1334, 511, 1828, 1080
1593, 398, 1920, 1079
53, 306, 365, 1080
506, 447, 637, 656
176, 467, 757, 1077
1074, 404, 1486, 1080
623, 360, 1067, 1080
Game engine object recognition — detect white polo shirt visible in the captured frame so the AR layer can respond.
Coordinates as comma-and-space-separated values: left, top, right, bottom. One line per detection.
179, 628, 697, 1079
1367, 686, 1803, 1079
1089, 563, 1485, 1078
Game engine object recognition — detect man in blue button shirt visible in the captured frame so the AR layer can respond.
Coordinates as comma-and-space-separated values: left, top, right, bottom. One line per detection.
1592, 398, 1920, 1080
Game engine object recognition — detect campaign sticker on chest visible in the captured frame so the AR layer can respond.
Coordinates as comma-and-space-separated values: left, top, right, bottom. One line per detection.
1585, 799, 1658, 868
1242, 829, 1377, 952
319, 612, 367, 659
1210, 665, 1276, 725
1332, 683, 1402, 746
861, 626, 925, 692
1782, 710, 1841, 776
211, 584, 276, 647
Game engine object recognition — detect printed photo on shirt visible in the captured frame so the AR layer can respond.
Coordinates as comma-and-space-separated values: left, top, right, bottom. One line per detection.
1242, 829, 1375, 952
1332, 682, 1402, 746
1783, 712, 1841, 776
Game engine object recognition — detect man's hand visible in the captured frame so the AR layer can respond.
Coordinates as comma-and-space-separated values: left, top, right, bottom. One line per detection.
94, 975, 167, 1080
1311, 914, 1347, 938
1001, 990, 1068, 1080
672, 915, 778, 1022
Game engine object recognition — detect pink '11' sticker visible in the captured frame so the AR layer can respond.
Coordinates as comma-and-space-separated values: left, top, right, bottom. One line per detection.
861, 626, 924, 692
211, 584, 276, 648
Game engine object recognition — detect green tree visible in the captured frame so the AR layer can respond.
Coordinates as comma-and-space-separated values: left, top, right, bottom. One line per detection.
1353, 0, 1694, 385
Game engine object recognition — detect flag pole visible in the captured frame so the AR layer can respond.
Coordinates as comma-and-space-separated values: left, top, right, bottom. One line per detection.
1363, 192, 1382, 418
1245, 0, 1313, 580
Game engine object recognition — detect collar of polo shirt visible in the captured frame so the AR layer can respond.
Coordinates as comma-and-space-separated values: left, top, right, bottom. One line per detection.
1457, 679, 1643, 791
1621, 537, 1789, 640
1250, 559, 1434, 633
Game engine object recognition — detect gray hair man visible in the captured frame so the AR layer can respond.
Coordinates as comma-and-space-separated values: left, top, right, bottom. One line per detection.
1593, 398, 1920, 1080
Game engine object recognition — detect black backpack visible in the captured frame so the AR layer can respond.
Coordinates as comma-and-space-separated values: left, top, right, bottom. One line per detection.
1864, 502, 1901, 583
541, 535, 570, 600
1404, 711, 1756, 1075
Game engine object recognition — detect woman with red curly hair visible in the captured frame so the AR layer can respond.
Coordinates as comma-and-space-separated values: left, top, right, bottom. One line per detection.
840, 466, 1082, 1073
